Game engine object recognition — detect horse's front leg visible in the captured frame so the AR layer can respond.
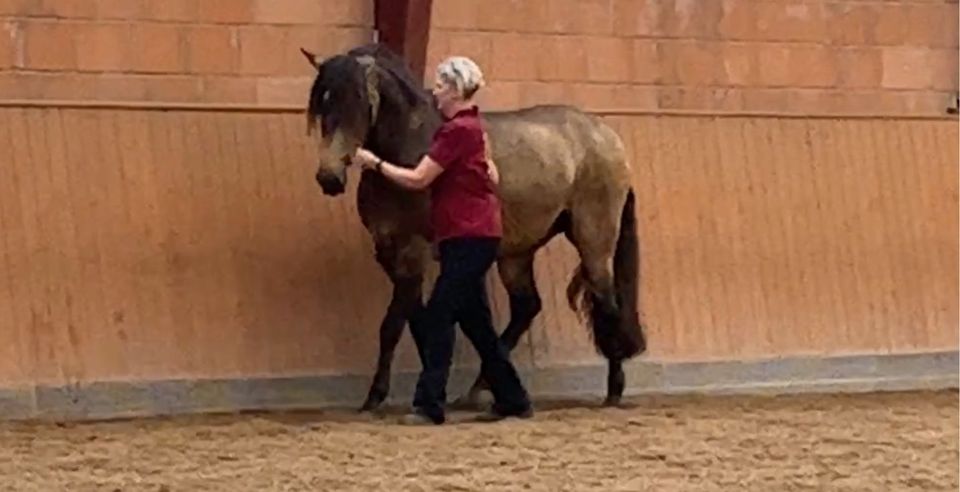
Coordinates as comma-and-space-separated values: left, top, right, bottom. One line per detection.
361, 239, 427, 412
361, 276, 423, 411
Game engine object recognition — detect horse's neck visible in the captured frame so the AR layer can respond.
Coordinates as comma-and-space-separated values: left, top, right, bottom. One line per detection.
367, 101, 441, 168
357, 101, 436, 231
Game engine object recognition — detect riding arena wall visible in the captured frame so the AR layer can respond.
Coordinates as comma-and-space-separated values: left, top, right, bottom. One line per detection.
0, 0, 956, 420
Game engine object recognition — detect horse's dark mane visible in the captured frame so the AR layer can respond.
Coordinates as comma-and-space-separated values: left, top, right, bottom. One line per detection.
307, 43, 432, 122
347, 44, 432, 108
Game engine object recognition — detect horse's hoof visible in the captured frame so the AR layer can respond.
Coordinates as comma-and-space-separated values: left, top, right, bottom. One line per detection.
448, 393, 487, 411
603, 395, 623, 407
447, 397, 478, 411
359, 395, 385, 413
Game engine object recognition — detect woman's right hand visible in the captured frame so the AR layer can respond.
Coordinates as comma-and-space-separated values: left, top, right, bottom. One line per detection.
483, 132, 499, 185
353, 148, 381, 171
487, 159, 500, 186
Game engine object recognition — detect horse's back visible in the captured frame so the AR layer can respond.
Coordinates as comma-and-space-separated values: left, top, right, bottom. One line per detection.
486, 105, 628, 182
485, 105, 585, 191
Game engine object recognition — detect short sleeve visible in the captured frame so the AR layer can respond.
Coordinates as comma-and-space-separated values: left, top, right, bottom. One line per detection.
428, 124, 467, 169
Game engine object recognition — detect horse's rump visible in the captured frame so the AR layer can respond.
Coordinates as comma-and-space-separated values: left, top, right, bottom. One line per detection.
482, 105, 630, 254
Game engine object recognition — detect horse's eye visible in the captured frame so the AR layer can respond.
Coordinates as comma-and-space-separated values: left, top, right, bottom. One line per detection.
320, 91, 332, 112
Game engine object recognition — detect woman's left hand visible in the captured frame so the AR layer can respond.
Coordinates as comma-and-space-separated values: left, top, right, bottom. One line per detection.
353, 148, 381, 170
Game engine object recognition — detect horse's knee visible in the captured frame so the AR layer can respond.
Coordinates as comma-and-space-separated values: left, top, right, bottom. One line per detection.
395, 277, 423, 310
379, 276, 422, 340
375, 236, 428, 283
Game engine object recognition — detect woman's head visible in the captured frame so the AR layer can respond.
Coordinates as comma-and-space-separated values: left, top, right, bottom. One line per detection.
433, 56, 484, 117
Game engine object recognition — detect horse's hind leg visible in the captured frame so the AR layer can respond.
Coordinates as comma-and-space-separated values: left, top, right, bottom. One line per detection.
577, 255, 627, 407
568, 190, 630, 406
452, 254, 541, 409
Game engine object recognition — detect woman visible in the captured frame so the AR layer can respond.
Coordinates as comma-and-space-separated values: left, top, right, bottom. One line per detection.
352, 56, 532, 425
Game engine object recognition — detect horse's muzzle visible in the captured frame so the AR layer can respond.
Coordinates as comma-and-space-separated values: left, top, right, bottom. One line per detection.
316, 172, 345, 196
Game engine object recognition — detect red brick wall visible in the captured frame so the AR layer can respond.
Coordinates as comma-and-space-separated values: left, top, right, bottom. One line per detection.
426, 0, 959, 115
0, 0, 374, 105
4, 0, 955, 115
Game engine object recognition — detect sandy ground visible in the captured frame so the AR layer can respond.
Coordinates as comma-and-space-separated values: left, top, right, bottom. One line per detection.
0, 390, 955, 491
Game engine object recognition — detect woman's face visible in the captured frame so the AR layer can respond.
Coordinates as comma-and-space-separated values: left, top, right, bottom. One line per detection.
432, 77, 460, 118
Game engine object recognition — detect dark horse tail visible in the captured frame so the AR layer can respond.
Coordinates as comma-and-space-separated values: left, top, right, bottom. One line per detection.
611, 189, 647, 358
567, 189, 647, 360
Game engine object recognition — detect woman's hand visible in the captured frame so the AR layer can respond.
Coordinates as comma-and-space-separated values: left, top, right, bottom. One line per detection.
482, 131, 499, 185
487, 159, 500, 186
353, 148, 381, 171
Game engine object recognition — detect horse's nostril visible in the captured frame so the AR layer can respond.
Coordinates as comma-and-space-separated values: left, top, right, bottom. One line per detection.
316, 173, 346, 196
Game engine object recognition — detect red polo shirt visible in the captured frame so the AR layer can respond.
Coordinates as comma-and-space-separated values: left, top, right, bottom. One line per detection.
427, 106, 502, 243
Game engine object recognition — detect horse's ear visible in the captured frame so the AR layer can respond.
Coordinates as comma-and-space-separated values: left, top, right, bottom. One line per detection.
300, 47, 320, 70
355, 55, 376, 70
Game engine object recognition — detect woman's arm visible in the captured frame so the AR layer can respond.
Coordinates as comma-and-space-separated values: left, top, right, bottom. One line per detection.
380, 155, 444, 190
354, 148, 444, 191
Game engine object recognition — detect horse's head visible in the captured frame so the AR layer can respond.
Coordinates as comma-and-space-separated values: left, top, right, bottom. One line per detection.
302, 48, 380, 196
303, 45, 437, 196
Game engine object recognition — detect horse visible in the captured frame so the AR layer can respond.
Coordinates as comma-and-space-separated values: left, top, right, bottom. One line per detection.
300, 43, 647, 411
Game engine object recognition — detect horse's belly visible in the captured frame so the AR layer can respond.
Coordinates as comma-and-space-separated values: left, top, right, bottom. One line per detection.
497, 180, 570, 256
498, 216, 562, 256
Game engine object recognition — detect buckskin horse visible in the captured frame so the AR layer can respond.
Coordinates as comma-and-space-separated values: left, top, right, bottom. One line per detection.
300, 43, 646, 411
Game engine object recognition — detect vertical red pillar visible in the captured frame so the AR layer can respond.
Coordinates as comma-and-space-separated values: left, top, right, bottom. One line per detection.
374, 0, 433, 82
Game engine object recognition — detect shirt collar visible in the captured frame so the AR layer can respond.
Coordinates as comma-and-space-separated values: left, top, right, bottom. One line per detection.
445, 105, 479, 121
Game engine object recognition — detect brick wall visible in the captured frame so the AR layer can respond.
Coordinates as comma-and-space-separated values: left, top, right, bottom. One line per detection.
4, 1, 954, 115
0, 0, 374, 106
426, 0, 959, 115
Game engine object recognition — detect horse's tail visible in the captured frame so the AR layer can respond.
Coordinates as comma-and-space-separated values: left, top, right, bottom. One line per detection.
612, 189, 646, 358
566, 189, 647, 360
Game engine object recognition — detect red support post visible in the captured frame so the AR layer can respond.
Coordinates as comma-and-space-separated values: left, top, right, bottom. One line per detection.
374, 0, 433, 82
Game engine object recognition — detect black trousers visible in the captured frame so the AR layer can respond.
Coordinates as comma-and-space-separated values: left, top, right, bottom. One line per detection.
411, 237, 531, 423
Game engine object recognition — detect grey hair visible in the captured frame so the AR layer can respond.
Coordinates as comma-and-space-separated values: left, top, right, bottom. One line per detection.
436, 56, 485, 99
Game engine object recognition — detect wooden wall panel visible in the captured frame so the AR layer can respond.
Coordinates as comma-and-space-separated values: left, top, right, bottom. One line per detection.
0, 108, 955, 387
0, 108, 402, 386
